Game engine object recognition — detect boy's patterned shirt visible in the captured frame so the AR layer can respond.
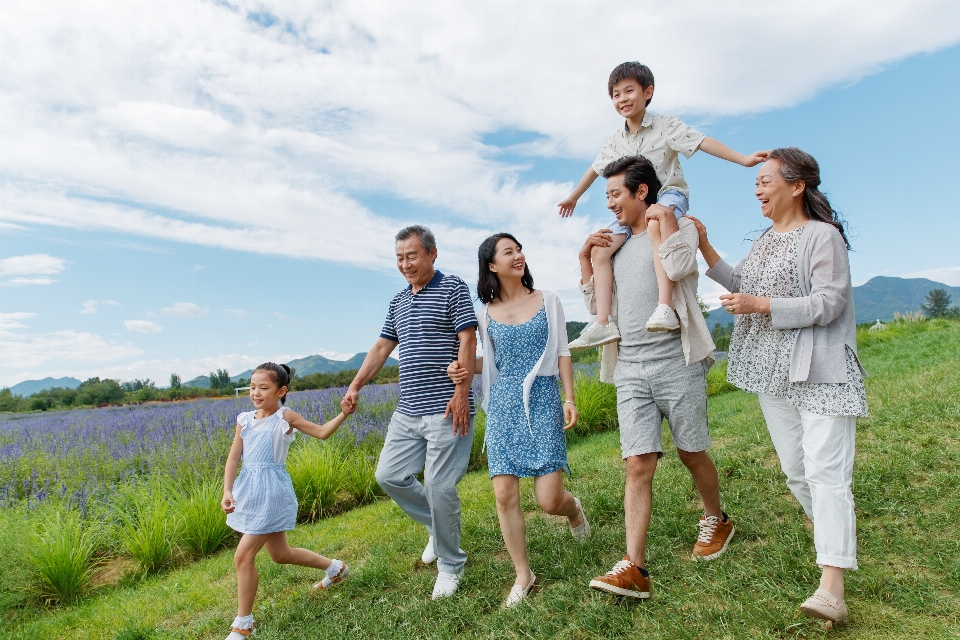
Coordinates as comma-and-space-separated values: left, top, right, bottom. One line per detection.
592, 112, 705, 200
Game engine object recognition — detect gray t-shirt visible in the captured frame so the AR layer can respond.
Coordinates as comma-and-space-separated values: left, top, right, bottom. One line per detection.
614, 231, 684, 363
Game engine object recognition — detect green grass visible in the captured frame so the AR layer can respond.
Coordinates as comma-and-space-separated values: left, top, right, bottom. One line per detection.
3, 320, 959, 638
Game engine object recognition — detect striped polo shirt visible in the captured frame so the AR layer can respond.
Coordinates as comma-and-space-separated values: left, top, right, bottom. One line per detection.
380, 270, 478, 417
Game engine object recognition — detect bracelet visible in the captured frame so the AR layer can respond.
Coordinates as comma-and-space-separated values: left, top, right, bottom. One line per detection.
564, 400, 576, 405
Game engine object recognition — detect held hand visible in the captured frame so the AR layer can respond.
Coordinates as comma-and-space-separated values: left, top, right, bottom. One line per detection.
742, 150, 772, 167
562, 402, 579, 431
446, 361, 469, 385
719, 292, 770, 315
558, 195, 578, 218
443, 391, 472, 436
644, 203, 675, 223
685, 215, 710, 249
579, 229, 614, 258
221, 494, 236, 514
340, 388, 359, 415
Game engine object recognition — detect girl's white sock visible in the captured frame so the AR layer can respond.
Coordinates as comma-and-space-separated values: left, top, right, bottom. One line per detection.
232, 614, 255, 630
325, 559, 344, 578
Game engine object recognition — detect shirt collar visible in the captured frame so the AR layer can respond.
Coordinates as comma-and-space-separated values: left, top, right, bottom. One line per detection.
623, 111, 653, 133
406, 270, 444, 293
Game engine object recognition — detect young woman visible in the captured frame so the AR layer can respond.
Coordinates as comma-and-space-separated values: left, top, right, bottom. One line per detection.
448, 233, 588, 608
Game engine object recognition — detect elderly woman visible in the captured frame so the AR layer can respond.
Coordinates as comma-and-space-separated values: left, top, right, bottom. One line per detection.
689, 147, 867, 624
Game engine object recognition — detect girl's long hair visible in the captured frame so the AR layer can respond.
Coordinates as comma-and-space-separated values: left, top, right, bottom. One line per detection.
254, 362, 291, 404
769, 147, 850, 249
476, 233, 534, 304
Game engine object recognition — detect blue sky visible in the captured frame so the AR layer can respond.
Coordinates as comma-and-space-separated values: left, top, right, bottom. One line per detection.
2, 1, 960, 388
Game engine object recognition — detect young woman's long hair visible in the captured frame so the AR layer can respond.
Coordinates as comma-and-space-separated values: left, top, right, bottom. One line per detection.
476, 233, 534, 304
769, 147, 850, 249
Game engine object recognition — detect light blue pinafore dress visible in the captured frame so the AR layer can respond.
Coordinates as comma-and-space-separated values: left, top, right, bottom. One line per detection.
226, 408, 299, 535
485, 306, 570, 478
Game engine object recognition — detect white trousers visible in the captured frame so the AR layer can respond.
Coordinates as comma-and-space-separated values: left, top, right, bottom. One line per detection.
757, 393, 858, 570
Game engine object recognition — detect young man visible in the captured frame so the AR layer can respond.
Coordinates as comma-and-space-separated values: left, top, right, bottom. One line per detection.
579, 156, 733, 599
342, 225, 477, 599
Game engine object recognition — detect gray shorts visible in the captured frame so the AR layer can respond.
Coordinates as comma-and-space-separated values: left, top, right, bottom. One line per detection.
613, 356, 710, 458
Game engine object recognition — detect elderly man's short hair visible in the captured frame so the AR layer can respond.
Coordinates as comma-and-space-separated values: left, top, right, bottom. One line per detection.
395, 225, 436, 252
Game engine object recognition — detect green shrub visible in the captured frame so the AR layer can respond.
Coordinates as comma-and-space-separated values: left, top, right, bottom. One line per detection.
179, 480, 234, 557
468, 409, 487, 471
120, 487, 181, 574
26, 511, 100, 605
573, 372, 618, 434
289, 440, 347, 521
706, 359, 737, 397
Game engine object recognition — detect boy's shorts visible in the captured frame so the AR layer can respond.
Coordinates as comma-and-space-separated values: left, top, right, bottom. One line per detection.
613, 355, 711, 459
606, 189, 689, 237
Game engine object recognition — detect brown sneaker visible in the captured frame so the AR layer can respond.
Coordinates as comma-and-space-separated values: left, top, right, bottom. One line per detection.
692, 512, 735, 560
588, 556, 650, 599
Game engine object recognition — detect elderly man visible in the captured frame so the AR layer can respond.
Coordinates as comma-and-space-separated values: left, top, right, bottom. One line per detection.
342, 225, 477, 599
578, 156, 734, 600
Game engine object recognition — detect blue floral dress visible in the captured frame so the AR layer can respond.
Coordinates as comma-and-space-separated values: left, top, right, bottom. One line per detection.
485, 306, 570, 478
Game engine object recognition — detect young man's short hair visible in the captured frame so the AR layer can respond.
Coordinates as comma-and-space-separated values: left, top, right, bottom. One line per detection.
602, 156, 662, 205
607, 62, 655, 105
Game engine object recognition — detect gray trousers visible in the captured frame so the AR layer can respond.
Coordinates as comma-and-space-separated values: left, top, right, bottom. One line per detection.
375, 411, 474, 573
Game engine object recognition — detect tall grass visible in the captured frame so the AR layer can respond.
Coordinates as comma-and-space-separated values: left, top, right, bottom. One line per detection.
119, 485, 181, 574
706, 358, 737, 397
179, 480, 235, 557
288, 437, 381, 521
26, 510, 100, 605
572, 371, 618, 434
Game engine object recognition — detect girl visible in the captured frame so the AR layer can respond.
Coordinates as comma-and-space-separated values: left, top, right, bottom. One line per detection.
448, 233, 588, 608
221, 362, 352, 640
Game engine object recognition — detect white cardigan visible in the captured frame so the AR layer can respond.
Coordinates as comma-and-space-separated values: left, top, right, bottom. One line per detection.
478, 289, 570, 426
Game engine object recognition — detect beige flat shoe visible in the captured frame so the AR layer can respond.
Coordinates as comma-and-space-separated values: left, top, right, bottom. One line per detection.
800, 588, 848, 623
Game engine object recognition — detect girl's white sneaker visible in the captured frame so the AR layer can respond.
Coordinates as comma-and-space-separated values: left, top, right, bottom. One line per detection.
504, 571, 536, 608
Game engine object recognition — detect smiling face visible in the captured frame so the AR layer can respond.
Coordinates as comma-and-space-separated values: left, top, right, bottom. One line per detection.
610, 78, 654, 122
755, 159, 805, 221
395, 236, 437, 288
488, 237, 525, 280
249, 370, 286, 412
606, 173, 649, 231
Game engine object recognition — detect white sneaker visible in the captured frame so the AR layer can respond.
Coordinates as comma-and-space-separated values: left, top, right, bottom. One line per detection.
568, 321, 621, 350
431, 568, 464, 599
420, 536, 464, 565
645, 304, 679, 332
569, 497, 591, 542
225, 629, 255, 639
504, 571, 536, 608
312, 561, 349, 589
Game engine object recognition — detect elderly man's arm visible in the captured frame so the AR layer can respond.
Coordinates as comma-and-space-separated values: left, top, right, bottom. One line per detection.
444, 327, 477, 436
341, 337, 398, 414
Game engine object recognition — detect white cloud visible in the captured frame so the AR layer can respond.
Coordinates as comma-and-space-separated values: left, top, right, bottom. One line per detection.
316, 350, 353, 362
0, 254, 65, 285
224, 308, 247, 318
80, 299, 121, 314
124, 320, 163, 333
0, 311, 37, 335
0, 329, 143, 373
161, 302, 209, 318
1, 2, 959, 291
904, 266, 960, 287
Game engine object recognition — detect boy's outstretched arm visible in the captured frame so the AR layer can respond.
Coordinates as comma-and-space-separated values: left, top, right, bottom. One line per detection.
698, 138, 770, 167
558, 167, 600, 217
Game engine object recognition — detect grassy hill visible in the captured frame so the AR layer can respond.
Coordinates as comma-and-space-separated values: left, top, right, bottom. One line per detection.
3, 320, 959, 639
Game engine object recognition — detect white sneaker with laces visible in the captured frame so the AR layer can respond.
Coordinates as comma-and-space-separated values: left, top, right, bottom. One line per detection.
420, 536, 464, 565
568, 321, 621, 350
645, 304, 679, 332
504, 571, 536, 608
432, 568, 464, 600
569, 497, 591, 542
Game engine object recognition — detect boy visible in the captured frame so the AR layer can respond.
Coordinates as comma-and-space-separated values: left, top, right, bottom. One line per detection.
564, 62, 768, 349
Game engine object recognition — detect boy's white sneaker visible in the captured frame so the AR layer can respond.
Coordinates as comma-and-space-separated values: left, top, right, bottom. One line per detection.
568, 321, 621, 350
420, 536, 464, 564
432, 568, 464, 599
646, 304, 680, 332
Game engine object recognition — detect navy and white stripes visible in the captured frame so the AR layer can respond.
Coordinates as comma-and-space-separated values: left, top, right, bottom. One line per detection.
380, 271, 478, 416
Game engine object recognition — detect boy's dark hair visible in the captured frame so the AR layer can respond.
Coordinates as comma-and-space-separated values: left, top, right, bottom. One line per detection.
602, 156, 661, 205
254, 362, 291, 404
608, 62, 655, 104
476, 233, 534, 304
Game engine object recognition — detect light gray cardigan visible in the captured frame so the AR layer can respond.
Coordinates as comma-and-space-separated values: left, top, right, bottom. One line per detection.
705, 220, 864, 384
478, 289, 570, 427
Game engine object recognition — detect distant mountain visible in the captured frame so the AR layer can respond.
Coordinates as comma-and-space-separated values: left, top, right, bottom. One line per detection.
706, 276, 960, 329
8, 377, 82, 397
184, 352, 399, 388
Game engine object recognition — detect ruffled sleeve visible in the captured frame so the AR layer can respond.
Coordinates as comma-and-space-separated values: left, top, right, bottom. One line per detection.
278, 407, 297, 442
